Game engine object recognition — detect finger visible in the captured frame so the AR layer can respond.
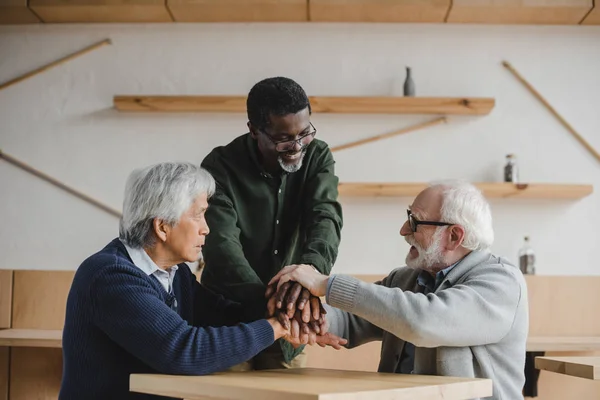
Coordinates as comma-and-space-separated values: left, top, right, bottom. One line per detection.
286, 282, 303, 312
268, 265, 297, 286
310, 296, 320, 321
297, 288, 311, 310
320, 300, 327, 315
276, 310, 290, 331
275, 282, 291, 309
301, 322, 310, 334
308, 332, 316, 346
310, 320, 320, 334
300, 332, 309, 345
266, 296, 276, 317
265, 284, 275, 298
291, 319, 300, 339
302, 300, 311, 323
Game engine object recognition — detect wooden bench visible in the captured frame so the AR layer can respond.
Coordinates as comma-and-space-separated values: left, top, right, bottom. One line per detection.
535, 356, 600, 381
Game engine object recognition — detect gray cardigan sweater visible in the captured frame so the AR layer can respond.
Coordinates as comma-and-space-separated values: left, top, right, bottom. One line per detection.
326, 250, 528, 400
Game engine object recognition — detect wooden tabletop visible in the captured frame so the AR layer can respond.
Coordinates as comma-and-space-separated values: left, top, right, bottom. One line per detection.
0, 329, 62, 348
527, 336, 600, 351
535, 356, 600, 380
130, 368, 492, 400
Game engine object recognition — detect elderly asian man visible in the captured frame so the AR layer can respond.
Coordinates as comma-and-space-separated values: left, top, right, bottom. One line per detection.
269, 180, 528, 400
59, 162, 345, 400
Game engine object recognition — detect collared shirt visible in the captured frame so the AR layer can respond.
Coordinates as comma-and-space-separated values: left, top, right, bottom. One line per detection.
416, 262, 458, 294
120, 239, 178, 295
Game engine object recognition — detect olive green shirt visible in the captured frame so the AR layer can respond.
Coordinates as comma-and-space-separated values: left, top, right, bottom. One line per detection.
200, 133, 343, 362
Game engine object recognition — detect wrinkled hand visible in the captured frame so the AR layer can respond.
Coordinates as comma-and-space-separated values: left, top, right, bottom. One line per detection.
268, 264, 329, 298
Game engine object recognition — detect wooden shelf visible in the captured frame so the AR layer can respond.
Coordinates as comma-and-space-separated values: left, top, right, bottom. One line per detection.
113, 95, 495, 115
29, 0, 172, 23
528, 337, 600, 352
168, 0, 307, 22
0, 329, 62, 348
582, 5, 600, 25
309, 0, 450, 23
446, 0, 592, 25
337, 183, 593, 199
535, 356, 600, 380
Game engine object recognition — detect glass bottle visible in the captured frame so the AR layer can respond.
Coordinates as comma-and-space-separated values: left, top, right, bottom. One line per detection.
518, 236, 536, 275
504, 154, 518, 183
403, 66, 415, 97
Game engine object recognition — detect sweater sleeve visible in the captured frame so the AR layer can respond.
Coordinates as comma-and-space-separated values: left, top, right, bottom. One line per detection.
297, 146, 343, 274
327, 266, 523, 348
91, 266, 274, 375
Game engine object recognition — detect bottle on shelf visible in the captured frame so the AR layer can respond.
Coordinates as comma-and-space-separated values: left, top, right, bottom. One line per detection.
504, 154, 518, 183
518, 236, 536, 275
403, 66, 415, 97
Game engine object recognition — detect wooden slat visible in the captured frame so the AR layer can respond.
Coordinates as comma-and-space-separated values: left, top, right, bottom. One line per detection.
527, 337, 600, 352
309, 0, 451, 22
337, 182, 593, 199
130, 368, 493, 399
29, 0, 172, 23
12, 270, 74, 330
535, 356, 600, 380
447, 0, 593, 25
526, 276, 600, 337
9, 347, 62, 400
581, 5, 600, 24
0, 271, 12, 329
0, 0, 41, 24
0, 329, 62, 348
114, 96, 496, 115
167, 0, 307, 22
0, 348, 7, 400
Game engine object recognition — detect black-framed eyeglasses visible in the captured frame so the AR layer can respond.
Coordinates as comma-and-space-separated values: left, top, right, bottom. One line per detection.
407, 209, 453, 233
259, 122, 317, 153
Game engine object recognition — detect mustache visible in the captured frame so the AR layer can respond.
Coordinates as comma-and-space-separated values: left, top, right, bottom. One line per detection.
405, 236, 416, 247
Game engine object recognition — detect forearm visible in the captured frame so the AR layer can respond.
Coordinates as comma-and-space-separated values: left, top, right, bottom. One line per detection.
327, 273, 521, 348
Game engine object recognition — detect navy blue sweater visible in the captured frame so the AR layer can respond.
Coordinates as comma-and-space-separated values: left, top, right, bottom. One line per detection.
59, 238, 275, 400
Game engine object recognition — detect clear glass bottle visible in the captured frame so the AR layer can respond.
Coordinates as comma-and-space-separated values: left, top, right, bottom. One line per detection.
504, 154, 518, 183
518, 236, 536, 275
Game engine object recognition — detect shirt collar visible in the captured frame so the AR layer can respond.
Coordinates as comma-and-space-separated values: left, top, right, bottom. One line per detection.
120, 239, 178, 276
417, 260, 460, 293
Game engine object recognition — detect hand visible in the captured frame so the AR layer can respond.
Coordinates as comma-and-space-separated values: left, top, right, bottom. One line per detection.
315, 332, 348, 350
268, 264, 329, 298
266, 317, 288, 340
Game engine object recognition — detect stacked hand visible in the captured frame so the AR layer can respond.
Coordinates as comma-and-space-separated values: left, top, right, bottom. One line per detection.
265, 265, 347, 349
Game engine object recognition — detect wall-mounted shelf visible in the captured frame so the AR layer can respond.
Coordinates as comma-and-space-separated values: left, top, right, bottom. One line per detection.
113, 96, 496, 115
0, 329, 62, 348
338, 183, 593, 199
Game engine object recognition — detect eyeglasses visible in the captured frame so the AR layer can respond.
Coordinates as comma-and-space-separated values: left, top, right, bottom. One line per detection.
259, 122, 317, 153
407, 209, 453, 233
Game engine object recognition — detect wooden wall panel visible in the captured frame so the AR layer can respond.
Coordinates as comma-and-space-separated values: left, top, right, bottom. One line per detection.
581, 5, 600, 24
29, 0, 172, 23
447, 0, 592, 25
0, 0, 41, 24
167, 0, 308, 22
0, 348, 8, 400
10, 347, 62, 400
0, 271, 12, 329
12, 270, 74, 330
526, 275, 600, 336
309, 0, 451, 23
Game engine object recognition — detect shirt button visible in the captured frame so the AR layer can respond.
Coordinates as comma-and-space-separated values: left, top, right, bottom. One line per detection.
276, 220, 280, 224
274, 250, 278, 255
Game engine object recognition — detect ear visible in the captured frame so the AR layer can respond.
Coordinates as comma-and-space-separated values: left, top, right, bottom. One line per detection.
248, 122, 259, 140
446, 225, 465, 251
152, 218, 169, 243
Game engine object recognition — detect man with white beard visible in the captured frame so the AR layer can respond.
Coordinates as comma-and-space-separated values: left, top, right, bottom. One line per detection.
268, 180, 529, 400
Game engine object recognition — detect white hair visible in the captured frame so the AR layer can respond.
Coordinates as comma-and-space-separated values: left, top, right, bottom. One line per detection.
430, 179, 494, 251
119, 162, 215, 249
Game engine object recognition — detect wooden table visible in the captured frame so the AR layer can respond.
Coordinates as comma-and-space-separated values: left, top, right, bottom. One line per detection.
527, 336, 600, 352
535, 356, 600, 380
130, 368, 492, 400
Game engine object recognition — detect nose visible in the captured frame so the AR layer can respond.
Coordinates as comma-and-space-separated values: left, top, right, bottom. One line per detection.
200, 219, 210, 236
400, 220, 411, 236
291, 139, 302, 152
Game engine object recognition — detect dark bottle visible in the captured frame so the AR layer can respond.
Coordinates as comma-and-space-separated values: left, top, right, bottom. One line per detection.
518, 236, 536, 275
403, 66, 415, 97
504, 154, 518, 183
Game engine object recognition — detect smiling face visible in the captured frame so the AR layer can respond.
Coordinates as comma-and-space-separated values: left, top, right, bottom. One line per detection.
162, 193, 210, 264
399, 187, 449, 273
249, 107, 314, 174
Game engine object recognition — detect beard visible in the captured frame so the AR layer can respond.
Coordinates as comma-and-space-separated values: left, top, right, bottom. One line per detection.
405, 227, 447, 273
277, 148, 307, 173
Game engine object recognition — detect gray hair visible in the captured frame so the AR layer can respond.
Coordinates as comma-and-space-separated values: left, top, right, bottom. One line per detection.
429, 180, 494, 251
119, 162, 215, 249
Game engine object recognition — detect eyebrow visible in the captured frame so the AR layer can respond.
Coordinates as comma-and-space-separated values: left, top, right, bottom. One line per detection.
273, 125, 311, 140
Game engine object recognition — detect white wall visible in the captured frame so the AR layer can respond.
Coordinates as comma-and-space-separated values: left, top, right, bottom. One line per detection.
1, 23, 599, 274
